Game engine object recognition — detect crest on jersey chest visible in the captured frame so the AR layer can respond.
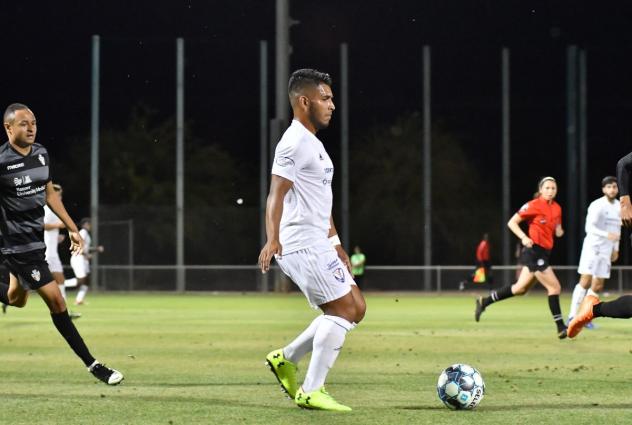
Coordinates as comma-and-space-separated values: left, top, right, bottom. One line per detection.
38, 154, 45, 166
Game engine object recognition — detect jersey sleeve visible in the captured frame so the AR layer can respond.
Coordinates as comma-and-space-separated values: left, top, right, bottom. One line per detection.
271, 139, 307, 182
517, 200, 538, 220
44, 206, 54, 225
584, 202, 608, 238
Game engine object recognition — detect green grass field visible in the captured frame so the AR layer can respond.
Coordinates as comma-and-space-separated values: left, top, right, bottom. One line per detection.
1, 292, 632, 425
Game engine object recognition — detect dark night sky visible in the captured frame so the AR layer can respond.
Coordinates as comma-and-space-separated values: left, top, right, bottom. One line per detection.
2, 0, 632, 259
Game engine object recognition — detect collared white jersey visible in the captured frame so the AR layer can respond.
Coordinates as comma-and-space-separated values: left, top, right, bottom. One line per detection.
44, 205, 62, 257
582, 196, 621, 255
271, 120, 334, 254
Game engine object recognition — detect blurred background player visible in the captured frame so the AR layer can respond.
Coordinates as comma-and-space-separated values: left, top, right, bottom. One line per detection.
66, 218, 103, 305
568, 153, 632, 338
44, 183, 81, 318
350, 246, 366, 287
475, 177, 568, 339
567, 176, 620, 327
259, 69, 366, 411
459, 233, 492, 291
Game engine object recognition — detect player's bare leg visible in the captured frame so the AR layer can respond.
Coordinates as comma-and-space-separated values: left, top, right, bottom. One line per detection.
535, 267, 567, 338
51, 270, 80, 319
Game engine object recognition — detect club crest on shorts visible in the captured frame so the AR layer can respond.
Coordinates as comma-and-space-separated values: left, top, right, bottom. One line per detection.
333, 267, 345, 283
31, 268, 41, 282
537, 258, 545, 266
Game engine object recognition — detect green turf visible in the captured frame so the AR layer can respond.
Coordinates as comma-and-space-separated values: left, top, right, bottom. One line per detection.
1, 292, 632, 424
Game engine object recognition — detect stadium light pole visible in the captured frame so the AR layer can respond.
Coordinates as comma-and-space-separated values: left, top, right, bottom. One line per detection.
578, 49, 587, 236
260, 40, 269, 293
176, 37, 185, 292
566, 45, 578, 265
501, 48, 511, 273
90, 35, 100, 290
422, 45, 432, 291
340, 43, 350, 249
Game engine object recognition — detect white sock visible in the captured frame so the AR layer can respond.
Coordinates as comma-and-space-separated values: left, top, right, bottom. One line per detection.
569, 283, 588, 319
76, 285, 89, 303
587, 288, 599, 298
64, 278, 77, 288
283, 315, 324, 364
58, 284, 66, 300
301, 315, 353, 393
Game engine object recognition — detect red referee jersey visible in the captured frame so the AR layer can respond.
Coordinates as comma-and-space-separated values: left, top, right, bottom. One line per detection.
476, 240, 490, 262
517, 197, 562, 250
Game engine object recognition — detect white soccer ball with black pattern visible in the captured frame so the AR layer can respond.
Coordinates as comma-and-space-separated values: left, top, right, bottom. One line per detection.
436, 363, 485, 410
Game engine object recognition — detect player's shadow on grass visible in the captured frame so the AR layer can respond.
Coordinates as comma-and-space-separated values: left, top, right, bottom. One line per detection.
400, 403, 632, 411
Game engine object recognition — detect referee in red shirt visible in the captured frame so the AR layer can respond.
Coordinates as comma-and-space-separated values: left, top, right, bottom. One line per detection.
475, 177, 568, 339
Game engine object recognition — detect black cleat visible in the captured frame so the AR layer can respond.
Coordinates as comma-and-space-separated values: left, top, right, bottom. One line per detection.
89, 362, 124, 385
2, 303, 6, 314
474, 297, 485, 322
558, 328, 568, 340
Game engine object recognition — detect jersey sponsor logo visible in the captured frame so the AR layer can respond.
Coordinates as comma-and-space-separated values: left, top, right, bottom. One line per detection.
275, 156, 294, 167
38, 154, 45, 166
324, 167, 333, 173
322, 179, 333, 185
7, 163, 24, 170
31, 268, 41, 282
333, 267, 346, 283
539, 219, 546, 224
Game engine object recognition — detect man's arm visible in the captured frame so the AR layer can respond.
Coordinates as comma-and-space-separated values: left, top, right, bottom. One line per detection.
45, 182, 83, 255
507, 213, 533, 247
258, 175, 293, 273
617, 152, 632, 226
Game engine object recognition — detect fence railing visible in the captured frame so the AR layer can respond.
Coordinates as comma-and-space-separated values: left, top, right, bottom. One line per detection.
92, 264, 632, 293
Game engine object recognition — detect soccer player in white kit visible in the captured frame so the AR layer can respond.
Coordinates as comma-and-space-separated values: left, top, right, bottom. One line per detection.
568, 176, 621, 325
69, 218, 102, 305
259, 69, 366, 411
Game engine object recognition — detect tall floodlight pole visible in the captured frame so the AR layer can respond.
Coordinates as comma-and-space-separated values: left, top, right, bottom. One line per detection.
90, 35, 100, 289
176, 38, 185, 292
340, 43, 350, 249
578, 49, 588, 232
260, 40, 269, 292
501, 48, 511, 273
275, 0, 289, 126
422, 46, 432, 290
566, 45, 578, 265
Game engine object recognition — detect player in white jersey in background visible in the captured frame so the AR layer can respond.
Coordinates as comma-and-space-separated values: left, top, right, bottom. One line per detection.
67, 218, 103, 305
259, 69, 366, 412
44, 184, 80, 318
568, 176, 621, 326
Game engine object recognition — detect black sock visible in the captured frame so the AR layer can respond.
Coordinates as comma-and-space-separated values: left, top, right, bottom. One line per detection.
594, 295, 632, 319
0, 283, 9, 304
51, 310, 96, 367
482, 285, 514, 308
548, 295, 566, 332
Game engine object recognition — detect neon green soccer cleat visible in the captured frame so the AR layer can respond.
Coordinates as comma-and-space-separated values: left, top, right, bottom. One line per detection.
265, 349, 298, 399
295, 387, 352, 412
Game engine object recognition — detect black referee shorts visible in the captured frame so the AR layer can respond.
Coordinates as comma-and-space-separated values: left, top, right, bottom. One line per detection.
1, 249, 54, 290
519, 244, 551, 273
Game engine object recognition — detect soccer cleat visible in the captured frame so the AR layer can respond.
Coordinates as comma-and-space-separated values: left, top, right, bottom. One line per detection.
265, 349, 298, 399
69, 311, 82, 320
557, 328, 568, 339
474, 297, 485, 322
295, 387, 352, 412
585, 321, 597, 330
89, 362, 124, 385
568, 295, 600, 338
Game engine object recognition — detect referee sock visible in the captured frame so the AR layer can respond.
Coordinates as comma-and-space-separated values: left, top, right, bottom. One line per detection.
0, 283, 9, 305
593, 295, 632, 319
481, 285, 514, 308
283, 315, 324, 364
547, 295, 566, 332
51, 310, 96, 367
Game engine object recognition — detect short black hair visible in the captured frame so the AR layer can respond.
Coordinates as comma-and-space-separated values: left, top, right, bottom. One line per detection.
288, 69, 332, 99
3, 103, 31, 124
601, 176, 617, 187
79, 217, 91, 228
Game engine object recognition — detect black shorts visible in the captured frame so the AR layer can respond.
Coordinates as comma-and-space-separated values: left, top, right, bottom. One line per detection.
519, 245, 551, 273
1, 249, 54, 290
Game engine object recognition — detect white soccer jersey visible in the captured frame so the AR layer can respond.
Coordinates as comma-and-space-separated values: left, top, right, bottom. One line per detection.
271, 120, 334, 254
582, 196, 621, 255
44, 205, 62, 257
79, 228, 91, 257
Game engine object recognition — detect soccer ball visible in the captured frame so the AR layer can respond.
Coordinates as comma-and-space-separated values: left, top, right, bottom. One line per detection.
437, 363, 485, 410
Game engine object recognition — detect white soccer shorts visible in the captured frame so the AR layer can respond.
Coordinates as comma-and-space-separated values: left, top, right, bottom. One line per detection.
578, 247, 612, 279
46, 254, 63, 273
70, 255, 90, 279
276, 238, 356, 309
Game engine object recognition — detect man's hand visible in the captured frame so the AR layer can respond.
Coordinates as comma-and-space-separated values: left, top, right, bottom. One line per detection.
68, 231, 84, 256
521, 235, 534, 248
335, 245, 352, 274
258, 240, 282, 274
622, 199, 632, 227
607, 232, 620, 242
612, 250, 620, 263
